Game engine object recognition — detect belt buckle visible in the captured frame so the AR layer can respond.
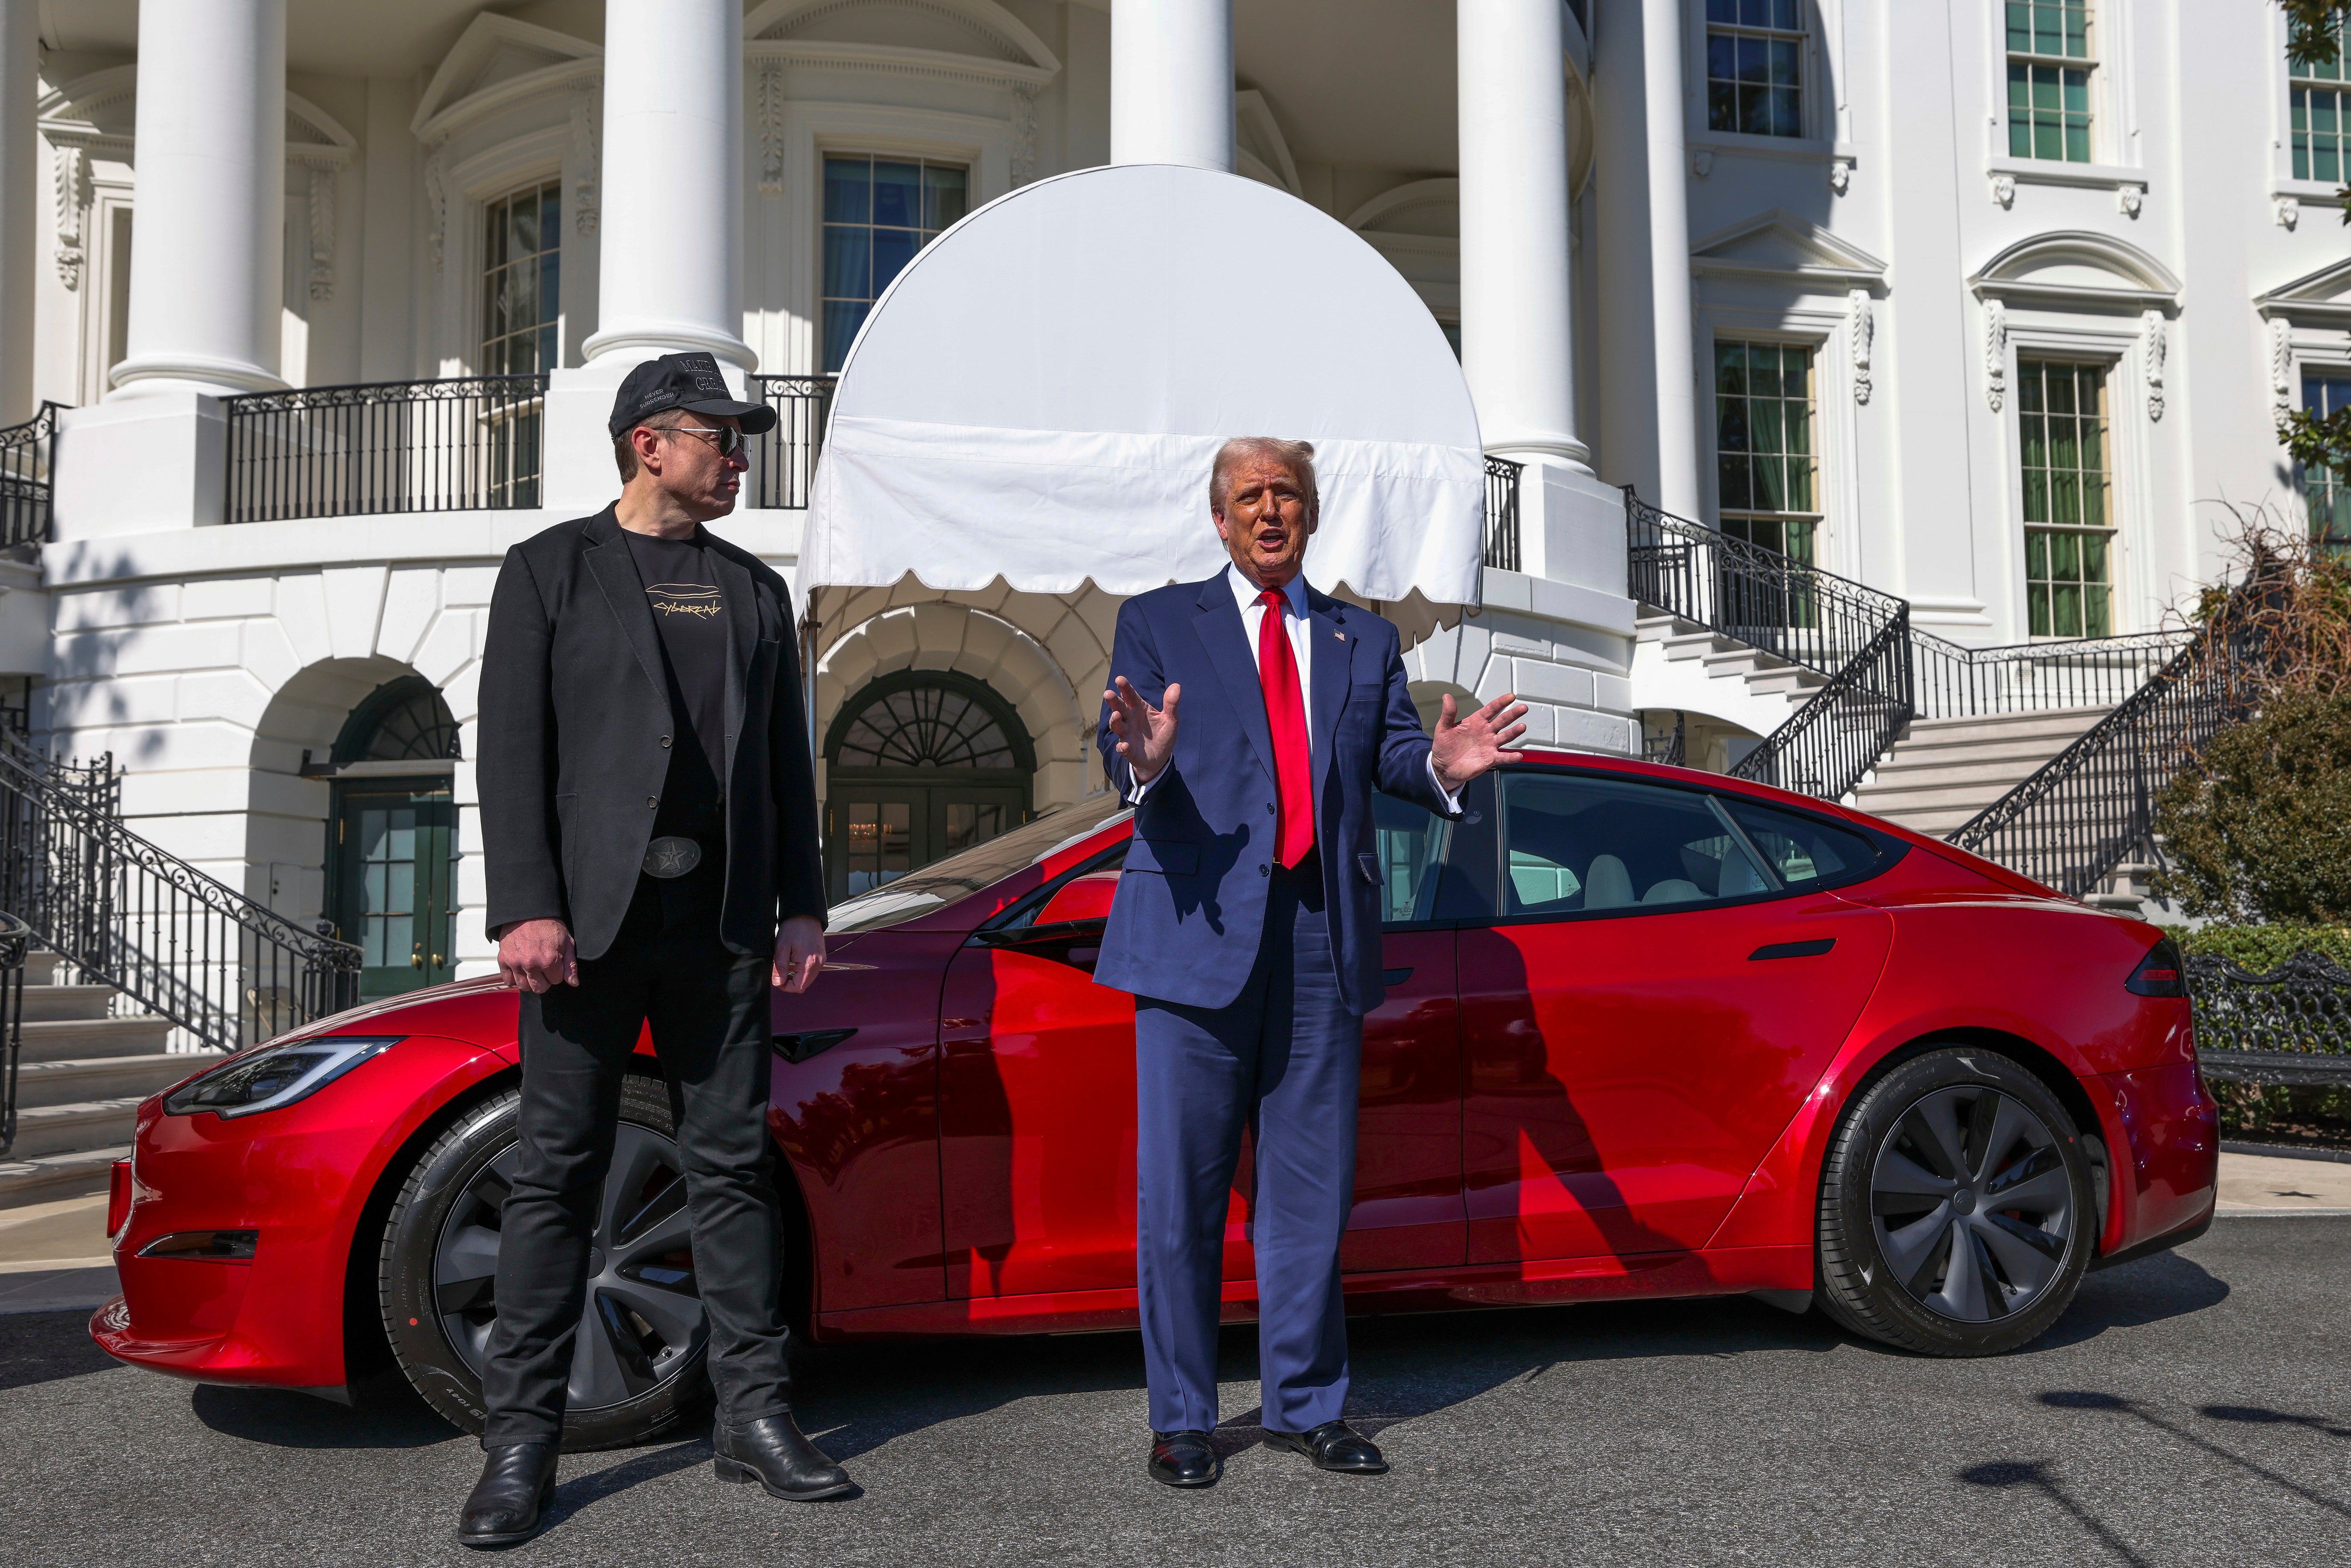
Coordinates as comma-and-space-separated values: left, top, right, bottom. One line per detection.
643, 837, 703, 879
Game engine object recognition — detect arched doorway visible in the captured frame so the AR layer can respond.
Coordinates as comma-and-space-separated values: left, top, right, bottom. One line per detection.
324, 676, 461, 1000
823, 670, 1034, 899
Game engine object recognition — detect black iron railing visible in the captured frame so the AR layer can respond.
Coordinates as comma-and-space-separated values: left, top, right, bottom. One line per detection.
0, 912, 27, 1158
223, 375, 550, 523
1627, 490, 1913, 801
1912, 628, 2194, 721
0, 402, 61, 551
1642, 710, 1687, 766
1948, 566, 2281, 897
2188, 951, 2351, 1088
0, 741, 361, 1054
746, 375, 835, 510
1483, 455, 1522, 572
1732, 610, 1914, 801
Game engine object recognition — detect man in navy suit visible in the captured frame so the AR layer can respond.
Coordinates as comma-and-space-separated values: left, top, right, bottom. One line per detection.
1097, 437, 1527, 1488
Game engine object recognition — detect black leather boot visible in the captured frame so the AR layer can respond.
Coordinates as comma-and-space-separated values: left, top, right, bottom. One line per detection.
455, 1441, 561, 1547
713, 1412, 854, 1500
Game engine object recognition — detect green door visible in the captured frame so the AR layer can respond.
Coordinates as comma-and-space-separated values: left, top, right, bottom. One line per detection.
332, 779, 457, 1000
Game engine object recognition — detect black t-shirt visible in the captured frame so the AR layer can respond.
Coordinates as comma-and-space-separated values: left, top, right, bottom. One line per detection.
624, 528, 730, 843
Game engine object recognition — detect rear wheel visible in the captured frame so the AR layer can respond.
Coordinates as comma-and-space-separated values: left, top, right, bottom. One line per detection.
1816, 1046, 2096, 1356
377, 1077, 714, 1450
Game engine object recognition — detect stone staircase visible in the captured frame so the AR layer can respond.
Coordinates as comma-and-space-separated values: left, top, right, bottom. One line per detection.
1851, 708, 2110, 840
0, 952, 215, 1206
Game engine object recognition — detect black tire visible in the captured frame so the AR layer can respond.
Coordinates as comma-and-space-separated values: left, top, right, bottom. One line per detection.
377, 1076, 714, 1450
1816, 1046, 2096, 1356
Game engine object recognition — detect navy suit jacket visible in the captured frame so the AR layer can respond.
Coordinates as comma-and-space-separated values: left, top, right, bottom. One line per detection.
1094, 573, 1457, 1016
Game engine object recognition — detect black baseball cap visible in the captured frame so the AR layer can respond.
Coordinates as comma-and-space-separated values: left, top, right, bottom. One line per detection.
607, 351, 779, 438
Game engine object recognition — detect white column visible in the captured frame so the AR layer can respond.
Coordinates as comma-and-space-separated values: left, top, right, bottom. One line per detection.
1110, 0, 1233, 171
1641, 0, 1700, 517
0, 0, 35, 422
109, 0, 286, 398
583, 0, 753, 366
1457, 0, 1588, 470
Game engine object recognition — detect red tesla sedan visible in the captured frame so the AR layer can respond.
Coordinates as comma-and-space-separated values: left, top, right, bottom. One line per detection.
91, 752, 2218, 1449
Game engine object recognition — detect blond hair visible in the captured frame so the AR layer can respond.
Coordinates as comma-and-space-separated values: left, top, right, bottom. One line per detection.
1208, 437, 1317, 515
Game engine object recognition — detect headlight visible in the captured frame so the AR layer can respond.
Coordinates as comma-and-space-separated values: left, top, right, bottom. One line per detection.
162, 1035, 403, 1120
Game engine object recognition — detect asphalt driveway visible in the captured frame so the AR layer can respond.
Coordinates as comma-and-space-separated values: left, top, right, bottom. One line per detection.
3, 1216, 2344, 1568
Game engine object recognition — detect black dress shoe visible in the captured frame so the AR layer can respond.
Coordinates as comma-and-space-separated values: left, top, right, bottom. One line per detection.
1264, 1420, 1388, 1474
1148, 1429, 1221, 1488
455, 1441, 560, 1548
713, 1412, 855, 1500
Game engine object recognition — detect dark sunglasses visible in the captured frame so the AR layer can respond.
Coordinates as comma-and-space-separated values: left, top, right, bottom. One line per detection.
666, 423, 747, 457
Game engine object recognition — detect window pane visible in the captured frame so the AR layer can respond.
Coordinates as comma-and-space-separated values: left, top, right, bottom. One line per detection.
872, 160, 922, 228
824, 156, 870, 224
1721, 799, 1880, 886
872, 227, 921, 295
1715, 339, 1820, 585
1497, 773, 1769, 916
923, 165, 969, 231
822, 224, 870, 300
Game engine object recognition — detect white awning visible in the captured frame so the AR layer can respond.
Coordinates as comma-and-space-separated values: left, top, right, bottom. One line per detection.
801, 163, 1488, 642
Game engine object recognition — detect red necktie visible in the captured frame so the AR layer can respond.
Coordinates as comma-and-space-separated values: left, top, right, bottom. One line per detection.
1257, 588, 1314, 869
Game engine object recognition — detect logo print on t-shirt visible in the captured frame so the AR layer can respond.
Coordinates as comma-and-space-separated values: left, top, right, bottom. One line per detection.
647, 583, 722, 620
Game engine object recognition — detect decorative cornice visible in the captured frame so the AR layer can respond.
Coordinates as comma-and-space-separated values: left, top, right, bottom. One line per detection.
1967, 230, 2183, 314
745, 38, 1056, 91
745, 0, 1061, 74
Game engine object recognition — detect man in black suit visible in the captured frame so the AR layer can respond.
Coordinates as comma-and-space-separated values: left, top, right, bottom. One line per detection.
460, 352, 840, 1547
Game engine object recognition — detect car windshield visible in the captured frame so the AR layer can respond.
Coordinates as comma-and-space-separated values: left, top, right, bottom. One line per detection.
826, 795, 1133, 934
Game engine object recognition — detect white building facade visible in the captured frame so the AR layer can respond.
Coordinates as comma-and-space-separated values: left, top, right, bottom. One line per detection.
0, 0, 2341, 999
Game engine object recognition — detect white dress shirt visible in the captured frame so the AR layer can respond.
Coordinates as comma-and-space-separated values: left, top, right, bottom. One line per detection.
1123, 563, 1459, 810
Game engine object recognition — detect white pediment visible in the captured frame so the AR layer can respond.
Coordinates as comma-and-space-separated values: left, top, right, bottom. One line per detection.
745, 0, 1060, 76
412, 15, 601, 143
1969, 230, 2181, 312
1690, 209, 1888, 290
40, 68, 351, 166
2255, 256, 2351, 327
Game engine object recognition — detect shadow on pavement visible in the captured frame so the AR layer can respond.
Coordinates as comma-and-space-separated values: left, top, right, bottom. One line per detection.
2030, 1250, 2230, 1351
2039, 1389, 2351, 1521
191, 1370, 460, 1450
1961, 1459, 2149, 1566
0, 1308, 120, 1394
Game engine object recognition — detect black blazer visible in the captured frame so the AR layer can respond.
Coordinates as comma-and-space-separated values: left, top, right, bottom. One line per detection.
479, 506, 825, 961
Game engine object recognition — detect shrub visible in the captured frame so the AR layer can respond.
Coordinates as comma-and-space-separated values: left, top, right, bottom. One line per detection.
2150, 693, 2351, 922
2173, 921, 2351, 972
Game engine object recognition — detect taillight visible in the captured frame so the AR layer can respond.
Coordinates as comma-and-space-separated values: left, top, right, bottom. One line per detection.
2125, 936, 2186, 998
106, 1158, 132, 1239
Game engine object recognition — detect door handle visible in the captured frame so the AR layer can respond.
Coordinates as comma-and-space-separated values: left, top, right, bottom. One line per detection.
773, 1027, 858, 1064
1382, 967, 1414, 985
1750, 939, 1835, 961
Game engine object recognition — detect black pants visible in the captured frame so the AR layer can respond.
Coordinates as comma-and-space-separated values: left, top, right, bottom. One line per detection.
480, 864, 791, 1444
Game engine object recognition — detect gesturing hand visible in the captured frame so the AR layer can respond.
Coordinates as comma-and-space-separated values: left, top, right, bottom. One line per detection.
1103, 675, 1181, 786
1430, 690, 1531, 793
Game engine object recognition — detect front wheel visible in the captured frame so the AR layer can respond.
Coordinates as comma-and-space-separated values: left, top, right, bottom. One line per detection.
377, 1077, 715, 1450
1816, 1046, 2097, 1357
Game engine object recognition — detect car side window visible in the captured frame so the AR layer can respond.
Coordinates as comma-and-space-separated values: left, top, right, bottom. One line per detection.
1493, 771, 1774, 918
1370, 790, 1449, 925
1718, 797, 1886, 890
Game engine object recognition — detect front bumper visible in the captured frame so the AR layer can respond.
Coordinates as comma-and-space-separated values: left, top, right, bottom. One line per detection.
91, 1035, 503, 1392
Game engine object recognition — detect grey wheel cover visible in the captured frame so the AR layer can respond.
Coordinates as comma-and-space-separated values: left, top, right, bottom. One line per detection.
431, 1121, 708, 1412
1869, 1083, 2076, 1323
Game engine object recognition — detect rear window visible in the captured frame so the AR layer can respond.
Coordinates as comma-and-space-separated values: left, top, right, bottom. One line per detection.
1718, 796, 1893, 890
826, 795, 1131, 934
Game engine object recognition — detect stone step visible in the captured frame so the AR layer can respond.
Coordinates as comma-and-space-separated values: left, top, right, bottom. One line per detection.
1893, 708, 2111, 747
18, 984, 119, 1023
0, 1143, 126, 1207
1662, 631, 1733, 662
2, 1098, 143, 1162
1859, 754, 2057, 799
15, 1015, 176, 1064
1869, 731, 2099, 772
12, 1052, 218, 1113
1855, 780, 2039, 817
23, 952, 82, 987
